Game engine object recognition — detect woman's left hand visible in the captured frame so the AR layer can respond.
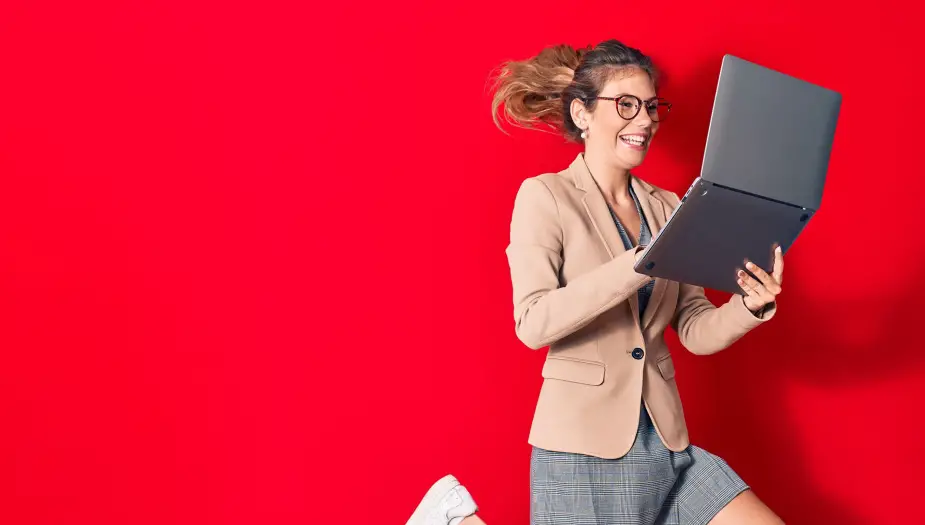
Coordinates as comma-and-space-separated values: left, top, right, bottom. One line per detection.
738, 245, 784, 314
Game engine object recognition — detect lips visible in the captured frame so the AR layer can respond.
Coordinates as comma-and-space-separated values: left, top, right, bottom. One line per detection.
619, 134, 648, 149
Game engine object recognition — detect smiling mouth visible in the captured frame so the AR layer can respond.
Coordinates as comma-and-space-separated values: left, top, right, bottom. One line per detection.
619, 135, 648, 147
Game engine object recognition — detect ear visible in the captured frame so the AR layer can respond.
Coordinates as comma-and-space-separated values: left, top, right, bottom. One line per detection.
570, 98, 590, 132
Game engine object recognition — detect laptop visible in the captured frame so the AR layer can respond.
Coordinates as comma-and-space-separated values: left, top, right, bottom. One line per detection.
633, 54, 842, 295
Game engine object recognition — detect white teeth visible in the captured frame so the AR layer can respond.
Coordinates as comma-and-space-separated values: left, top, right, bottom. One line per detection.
621, 136, 645, 146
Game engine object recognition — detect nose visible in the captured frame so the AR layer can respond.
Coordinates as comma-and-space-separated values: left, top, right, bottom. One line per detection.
633, 107, 653, 128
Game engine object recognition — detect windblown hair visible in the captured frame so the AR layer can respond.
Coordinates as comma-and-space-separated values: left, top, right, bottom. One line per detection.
490, 39, 658, 142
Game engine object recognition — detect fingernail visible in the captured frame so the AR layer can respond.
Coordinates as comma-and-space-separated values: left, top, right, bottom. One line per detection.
746, 262, 755, 269
738, 270, 746, 277
737, 279, 744, 285
776, 246, 782, 253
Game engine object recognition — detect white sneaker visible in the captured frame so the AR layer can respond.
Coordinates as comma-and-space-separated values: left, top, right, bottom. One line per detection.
406, 474, 478, 525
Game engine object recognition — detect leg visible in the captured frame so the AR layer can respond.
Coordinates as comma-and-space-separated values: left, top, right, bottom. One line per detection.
708, 489, 784, 525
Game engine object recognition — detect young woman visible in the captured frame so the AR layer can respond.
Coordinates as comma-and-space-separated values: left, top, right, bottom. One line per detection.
406, 39, 785, 525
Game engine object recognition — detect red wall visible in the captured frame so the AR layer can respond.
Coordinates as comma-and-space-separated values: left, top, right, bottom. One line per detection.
1, 1, 922, 524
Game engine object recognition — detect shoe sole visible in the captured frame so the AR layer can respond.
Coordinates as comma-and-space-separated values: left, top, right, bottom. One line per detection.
406, 474, 460, 525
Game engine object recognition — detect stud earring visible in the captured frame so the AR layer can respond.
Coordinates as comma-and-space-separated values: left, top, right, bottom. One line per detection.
580, 130, 588, 140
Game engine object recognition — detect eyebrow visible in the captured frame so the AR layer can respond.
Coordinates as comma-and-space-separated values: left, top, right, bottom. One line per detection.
612, 93, 660, 102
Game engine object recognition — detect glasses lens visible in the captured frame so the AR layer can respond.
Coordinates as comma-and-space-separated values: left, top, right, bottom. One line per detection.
615, 96, 641, 120
650, 99, 670, 122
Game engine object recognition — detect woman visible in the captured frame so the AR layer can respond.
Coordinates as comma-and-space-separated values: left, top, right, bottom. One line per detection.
406, 39, 785, 525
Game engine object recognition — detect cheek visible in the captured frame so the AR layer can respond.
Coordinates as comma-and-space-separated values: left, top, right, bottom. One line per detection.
597, 115, 631, 137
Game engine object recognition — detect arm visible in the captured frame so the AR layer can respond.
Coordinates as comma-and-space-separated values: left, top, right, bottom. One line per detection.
505, 178, 650, 350
671, 284, 775, 355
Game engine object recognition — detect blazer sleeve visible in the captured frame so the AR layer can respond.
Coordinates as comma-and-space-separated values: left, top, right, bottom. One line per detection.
506, 177, 650, 350
664, 191, 777, 355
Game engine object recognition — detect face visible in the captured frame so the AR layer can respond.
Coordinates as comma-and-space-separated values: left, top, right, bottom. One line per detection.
571, 67, 666, 170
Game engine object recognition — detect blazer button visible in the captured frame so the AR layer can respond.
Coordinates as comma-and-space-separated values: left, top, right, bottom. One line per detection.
631, 348, 645, 360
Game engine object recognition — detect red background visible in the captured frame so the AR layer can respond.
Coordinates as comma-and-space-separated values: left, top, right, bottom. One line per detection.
1, 1, 922, 524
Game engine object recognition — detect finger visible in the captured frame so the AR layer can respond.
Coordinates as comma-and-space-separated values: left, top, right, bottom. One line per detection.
744, 260, 781, 295
738, 269, 776, 303
771, 245, 784, 284
737, 270, 762, 297
737, 275, 764, 308
737, 275, 757, 297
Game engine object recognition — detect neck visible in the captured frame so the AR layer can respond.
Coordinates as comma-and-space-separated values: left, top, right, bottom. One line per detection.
583, 150, 631, 205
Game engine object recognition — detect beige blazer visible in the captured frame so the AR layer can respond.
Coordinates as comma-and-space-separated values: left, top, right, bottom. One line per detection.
506, 153, 775, 459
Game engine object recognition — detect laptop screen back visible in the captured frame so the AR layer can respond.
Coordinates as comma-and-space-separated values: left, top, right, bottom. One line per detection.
700, 55, 842, 210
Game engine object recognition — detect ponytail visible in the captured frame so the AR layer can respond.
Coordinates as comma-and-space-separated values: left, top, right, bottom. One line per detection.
490, 44, 587, 135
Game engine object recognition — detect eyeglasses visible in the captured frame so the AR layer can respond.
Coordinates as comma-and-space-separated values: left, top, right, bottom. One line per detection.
593, 95, 672, 122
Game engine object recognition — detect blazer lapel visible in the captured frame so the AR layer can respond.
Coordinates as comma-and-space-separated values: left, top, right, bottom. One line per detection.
569, 155, 627, 261
632, 176, 669, 331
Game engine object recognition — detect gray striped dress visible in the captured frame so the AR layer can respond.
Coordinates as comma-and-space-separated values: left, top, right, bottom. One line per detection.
529, 185, 749, 525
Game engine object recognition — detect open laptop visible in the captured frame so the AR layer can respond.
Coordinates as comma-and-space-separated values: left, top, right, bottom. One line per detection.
633, 54, 842, 294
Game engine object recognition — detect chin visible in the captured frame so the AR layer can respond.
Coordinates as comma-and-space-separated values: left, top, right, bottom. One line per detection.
615, 151, 647, 170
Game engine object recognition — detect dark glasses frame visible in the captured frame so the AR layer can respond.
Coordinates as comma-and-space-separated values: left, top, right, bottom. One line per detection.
593, 95, 672, 122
